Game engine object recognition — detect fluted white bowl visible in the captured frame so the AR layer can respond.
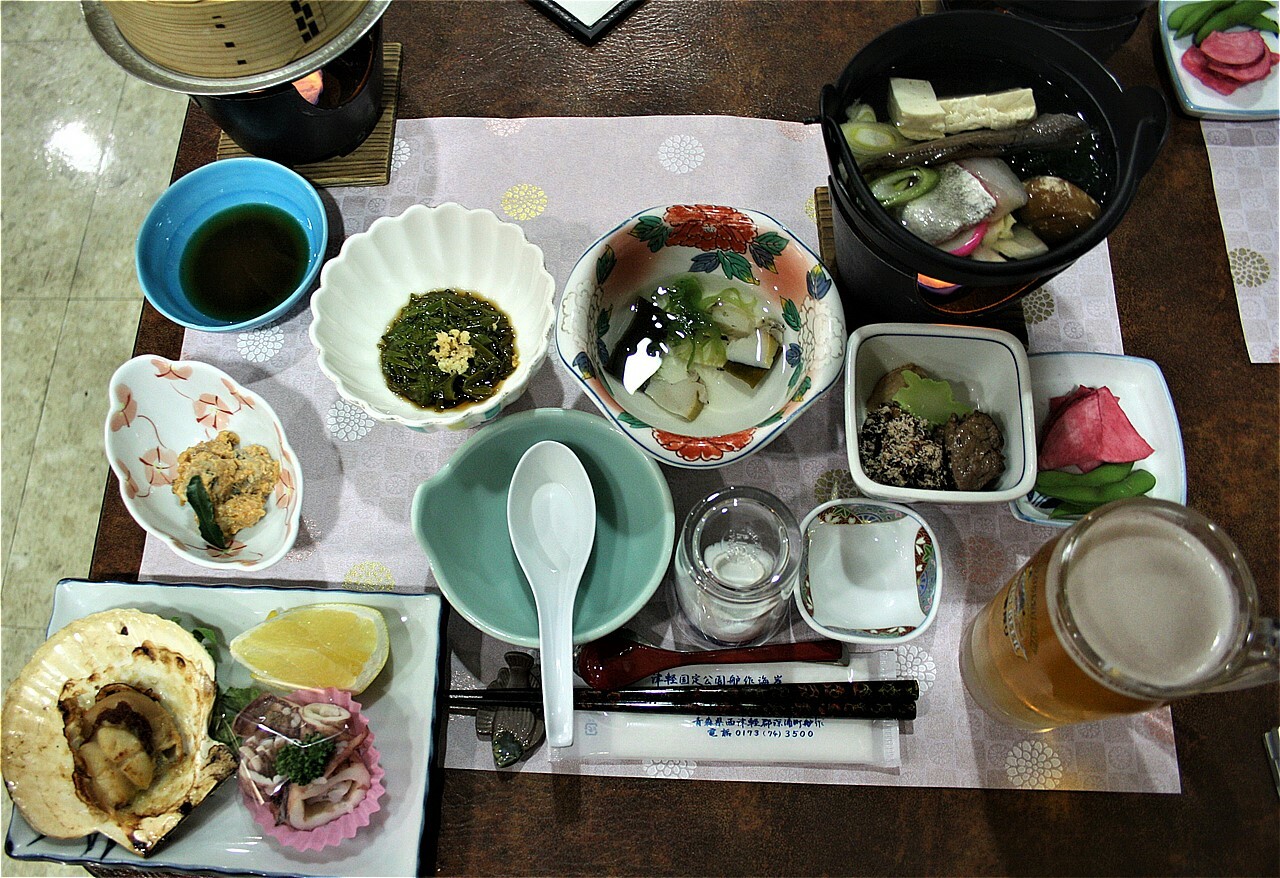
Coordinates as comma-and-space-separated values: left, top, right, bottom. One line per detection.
309, 203, 556, 431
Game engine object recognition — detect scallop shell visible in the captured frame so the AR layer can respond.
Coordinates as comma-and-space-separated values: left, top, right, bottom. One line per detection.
1, 609, 236, 856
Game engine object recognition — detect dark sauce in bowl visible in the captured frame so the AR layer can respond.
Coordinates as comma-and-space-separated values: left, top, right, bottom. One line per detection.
179, 203, 310, 322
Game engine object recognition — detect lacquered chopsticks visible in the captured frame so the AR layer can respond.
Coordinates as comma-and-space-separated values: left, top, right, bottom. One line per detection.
450, 680, 919, 721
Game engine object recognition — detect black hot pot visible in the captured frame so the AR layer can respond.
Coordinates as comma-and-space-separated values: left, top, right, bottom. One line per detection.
819, 10, 1169, 326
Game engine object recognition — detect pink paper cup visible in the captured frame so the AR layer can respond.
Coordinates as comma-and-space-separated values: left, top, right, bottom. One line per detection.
239, 688, 386, 852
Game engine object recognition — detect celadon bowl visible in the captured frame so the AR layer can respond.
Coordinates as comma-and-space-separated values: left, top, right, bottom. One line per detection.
104, 355, 303, 570
412, 408, 675, 647
557, 204, 845, 468
309, 202, 556, 432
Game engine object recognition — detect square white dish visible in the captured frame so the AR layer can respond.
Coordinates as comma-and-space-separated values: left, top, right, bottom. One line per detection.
794, 499, 941, 645
846, 323, 1036, 504
1158, 0, 1279, 121
1011, 352, 1188, 527
4, 579, 444, 878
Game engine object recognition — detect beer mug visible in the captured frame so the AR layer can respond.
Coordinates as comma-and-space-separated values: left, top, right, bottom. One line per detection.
960, 497, 1279, 731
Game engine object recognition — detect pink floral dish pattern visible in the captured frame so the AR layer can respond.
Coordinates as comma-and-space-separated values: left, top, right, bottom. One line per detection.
104, 355, 302, 570
558, 204, 845, 469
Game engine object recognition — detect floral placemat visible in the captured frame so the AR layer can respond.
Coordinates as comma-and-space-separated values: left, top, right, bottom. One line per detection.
141, 116, 1179, 793
1201, 119, 1279, 363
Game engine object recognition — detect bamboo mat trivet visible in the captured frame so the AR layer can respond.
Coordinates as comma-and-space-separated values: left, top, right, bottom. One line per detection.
217, 42, 402, 187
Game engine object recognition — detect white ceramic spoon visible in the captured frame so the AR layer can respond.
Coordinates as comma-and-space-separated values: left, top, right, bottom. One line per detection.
507, 440, 597, 747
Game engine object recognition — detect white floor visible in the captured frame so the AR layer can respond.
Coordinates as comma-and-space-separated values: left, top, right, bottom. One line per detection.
1, 2, 189, 874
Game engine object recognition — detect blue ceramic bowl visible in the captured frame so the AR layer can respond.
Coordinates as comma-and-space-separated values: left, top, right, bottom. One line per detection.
136, 157, 327, 332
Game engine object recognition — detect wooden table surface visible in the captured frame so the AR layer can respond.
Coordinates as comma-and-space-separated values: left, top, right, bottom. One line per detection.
92, 2, 1279, 874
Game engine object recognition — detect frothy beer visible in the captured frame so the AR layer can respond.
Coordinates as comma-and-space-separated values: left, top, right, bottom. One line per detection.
961, 500, 1245, 731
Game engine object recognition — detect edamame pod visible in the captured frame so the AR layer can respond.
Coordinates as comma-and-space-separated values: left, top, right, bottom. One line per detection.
1249, 12, 1279, 33
1036, 469, 1157, 505
1034, 462, 1134, 491
1175, 0, 1236, 39
1196, 0, 1274, 43
1049, 501, 1101, 520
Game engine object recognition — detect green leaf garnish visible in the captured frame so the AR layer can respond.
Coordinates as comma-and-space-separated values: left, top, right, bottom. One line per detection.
275, 733, 337, 785
186, 476, 227, 549
210, 684, 263, 749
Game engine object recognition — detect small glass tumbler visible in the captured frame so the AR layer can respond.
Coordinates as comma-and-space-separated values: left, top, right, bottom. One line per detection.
673, 486, 803, 646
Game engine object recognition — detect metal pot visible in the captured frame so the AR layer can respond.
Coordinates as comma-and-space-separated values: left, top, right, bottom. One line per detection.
820, 11, 1168, 325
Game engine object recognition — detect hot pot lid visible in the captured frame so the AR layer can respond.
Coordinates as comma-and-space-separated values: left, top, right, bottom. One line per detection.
80, 0, 389, 96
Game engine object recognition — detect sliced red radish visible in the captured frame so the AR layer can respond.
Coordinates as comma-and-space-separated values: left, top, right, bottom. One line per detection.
939, 221, 988, 256
1209, 52, 1275, 83
1037, 385, 1154, 472
1200, 30, 1266, 67
1182, 46, 1246, 95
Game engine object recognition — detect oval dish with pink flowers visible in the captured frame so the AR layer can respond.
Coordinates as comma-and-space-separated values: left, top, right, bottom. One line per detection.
103, 355, 303, 570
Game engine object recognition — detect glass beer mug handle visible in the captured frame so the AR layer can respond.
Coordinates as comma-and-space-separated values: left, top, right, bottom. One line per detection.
1209, 615, 1280, 693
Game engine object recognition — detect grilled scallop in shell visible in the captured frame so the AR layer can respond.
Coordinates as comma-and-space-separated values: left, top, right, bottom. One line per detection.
1, 609, 236, 856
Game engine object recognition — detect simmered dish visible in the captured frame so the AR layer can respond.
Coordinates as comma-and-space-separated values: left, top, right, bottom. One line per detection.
843, 77, 1106, 262
606, 274, 785, 422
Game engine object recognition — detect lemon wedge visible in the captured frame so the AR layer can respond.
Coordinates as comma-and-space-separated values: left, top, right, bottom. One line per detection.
229, 603, 389, 694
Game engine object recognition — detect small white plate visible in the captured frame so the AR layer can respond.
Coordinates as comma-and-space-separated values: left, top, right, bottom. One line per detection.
846, 323, 1037, 504
794, 499, 941, 645
1010, 352, 1188, 527
4, 580, 444, 878
1158, 0, 1279, 121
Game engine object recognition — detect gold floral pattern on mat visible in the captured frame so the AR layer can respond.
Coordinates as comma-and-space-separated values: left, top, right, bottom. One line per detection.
1228, 247, 1271, 287
813, 468, 856, 504
1022, 287, 1055, 324
343, 560, 396, 591
954, 535, 1013, 588
804, 193, 817, 221
501, 183, 548, 220
1006, 740, 1064, 789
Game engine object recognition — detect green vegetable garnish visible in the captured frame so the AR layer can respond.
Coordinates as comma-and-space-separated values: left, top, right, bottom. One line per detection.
892, 370, 972, 427
870, 167, 939, 209
840, 119, 910, 162
1035, 462, 1133, 491
186, 475, 227, 549
275, 733, 337, 785
210, 684, 263, 749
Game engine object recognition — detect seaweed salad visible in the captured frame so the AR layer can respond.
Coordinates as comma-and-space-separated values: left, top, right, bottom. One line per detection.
378, 289, 517, 411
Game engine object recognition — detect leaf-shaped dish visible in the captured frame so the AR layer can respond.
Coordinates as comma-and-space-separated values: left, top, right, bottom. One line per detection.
103, 355, 303, 570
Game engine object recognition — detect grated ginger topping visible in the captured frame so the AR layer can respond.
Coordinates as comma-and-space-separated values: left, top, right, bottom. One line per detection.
430, 329, 476, 375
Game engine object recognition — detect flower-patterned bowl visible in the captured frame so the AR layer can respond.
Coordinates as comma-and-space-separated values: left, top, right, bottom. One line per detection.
309, 202, 556, 432
104, 355, 303, 570
795, 499, 941, 646
557, 204, 845, 469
